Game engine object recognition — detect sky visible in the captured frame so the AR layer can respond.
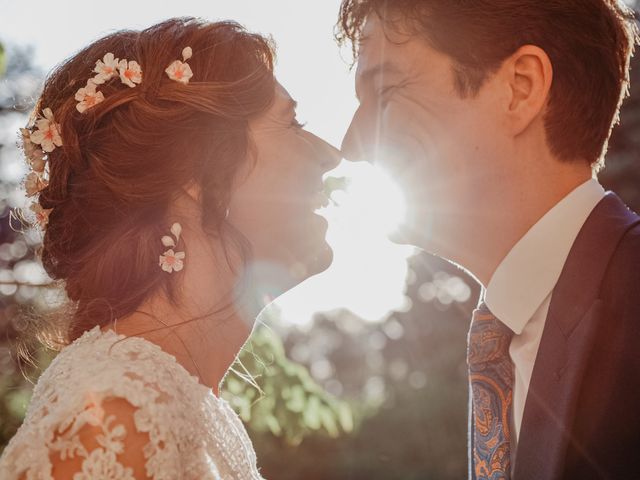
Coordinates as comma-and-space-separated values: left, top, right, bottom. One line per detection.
0, 0, 415, 325
0, 0, 356, 146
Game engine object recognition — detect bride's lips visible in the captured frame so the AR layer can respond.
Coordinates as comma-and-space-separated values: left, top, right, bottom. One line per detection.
304, 181, 331, 212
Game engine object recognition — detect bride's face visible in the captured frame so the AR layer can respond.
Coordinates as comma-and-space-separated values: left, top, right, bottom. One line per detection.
226, 82, 340, 286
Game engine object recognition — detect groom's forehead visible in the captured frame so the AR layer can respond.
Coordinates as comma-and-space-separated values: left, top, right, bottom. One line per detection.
357, 13, 429, 72
355, 18, 421, 93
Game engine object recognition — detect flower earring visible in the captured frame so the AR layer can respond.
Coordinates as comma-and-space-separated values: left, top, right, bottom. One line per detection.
159, 222, 185, 273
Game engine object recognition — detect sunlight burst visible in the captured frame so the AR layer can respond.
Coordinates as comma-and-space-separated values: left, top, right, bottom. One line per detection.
274, 160, 415, 326
324, 162, 407, 238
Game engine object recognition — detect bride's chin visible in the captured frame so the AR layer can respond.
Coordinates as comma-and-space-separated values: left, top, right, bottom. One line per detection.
309, 241, 333, 275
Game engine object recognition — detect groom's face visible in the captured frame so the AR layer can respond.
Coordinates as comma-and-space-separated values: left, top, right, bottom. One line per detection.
342, 14, 508, 250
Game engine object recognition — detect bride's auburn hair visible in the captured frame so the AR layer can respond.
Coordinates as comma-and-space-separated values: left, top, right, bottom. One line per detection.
23, 17, 276, 345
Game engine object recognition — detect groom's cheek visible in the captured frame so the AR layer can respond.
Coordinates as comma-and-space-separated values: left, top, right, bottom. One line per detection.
378, 99, 430, 175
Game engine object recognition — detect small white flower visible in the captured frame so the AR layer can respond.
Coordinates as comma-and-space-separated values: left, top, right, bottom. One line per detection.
30, 108, 63, 153
20, 127, 31, 143
118, 59, 142, 88
30, 202, 53, 228
159, 249, 185, 273
75, 80, 105, 113
165, 60, 193, 85
182, 46, 192, 61
170, 222, 182, 240
92, 52, 119, 84
25, 172, 48, 197
161, 235, 175, 247
29, 153, 46, 173
20, 128, 47, 172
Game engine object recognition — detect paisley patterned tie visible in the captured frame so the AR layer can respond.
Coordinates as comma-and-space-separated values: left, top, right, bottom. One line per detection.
467, 302, 515, 479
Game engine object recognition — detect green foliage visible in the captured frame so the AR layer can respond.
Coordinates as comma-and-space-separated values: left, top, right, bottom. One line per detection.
0, 346, 54, 455
0, 42, 5, 77
223, 326, 354, 446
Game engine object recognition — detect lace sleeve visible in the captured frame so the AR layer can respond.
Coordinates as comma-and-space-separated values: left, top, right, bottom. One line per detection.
1, 327, 258, 480
46, 396, 156, 480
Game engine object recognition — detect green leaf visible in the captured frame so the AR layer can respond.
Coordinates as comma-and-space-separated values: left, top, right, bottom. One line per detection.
221, 325, 355, 445
0, 43, 5, 77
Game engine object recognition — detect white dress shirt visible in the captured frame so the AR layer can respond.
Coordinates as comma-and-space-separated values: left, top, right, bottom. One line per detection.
483, 178, 605, 462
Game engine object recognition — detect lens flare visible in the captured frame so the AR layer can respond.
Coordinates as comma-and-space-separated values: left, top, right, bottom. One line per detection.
275, 161, 414, 326
323, 162, 407, 238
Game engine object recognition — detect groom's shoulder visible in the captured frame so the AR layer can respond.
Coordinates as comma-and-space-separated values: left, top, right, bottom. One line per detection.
600, 212, 640, 306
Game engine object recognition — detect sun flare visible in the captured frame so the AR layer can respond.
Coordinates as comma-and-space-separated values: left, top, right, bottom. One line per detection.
322, 162, 407, 239
274, 160, 415, 326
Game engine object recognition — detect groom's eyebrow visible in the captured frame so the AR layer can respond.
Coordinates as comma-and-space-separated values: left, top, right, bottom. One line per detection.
356, 62, 402, 101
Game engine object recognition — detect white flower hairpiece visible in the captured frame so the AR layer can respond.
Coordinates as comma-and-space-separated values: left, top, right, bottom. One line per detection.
92, 52, 119, 84
29, 108, 63, 153
20, 107, 60, 225
75, 80, 105, 113
25, 171, 48, 197
165, 47, 193, 85
118, 59, 143, 88
20, 47, 195, 235
159, 222, 185, 273
74, 52, 143, 113
30, 202, 53, 228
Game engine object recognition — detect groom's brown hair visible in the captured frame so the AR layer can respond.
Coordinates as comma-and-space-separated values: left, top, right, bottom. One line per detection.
337, 0, 638, 169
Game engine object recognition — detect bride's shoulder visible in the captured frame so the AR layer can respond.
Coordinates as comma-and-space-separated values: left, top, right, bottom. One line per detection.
35, 325, 208, 403
0, 327, 259, 480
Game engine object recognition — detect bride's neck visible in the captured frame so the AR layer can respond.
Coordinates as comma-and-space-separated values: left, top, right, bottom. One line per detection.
102, 231, 259, 396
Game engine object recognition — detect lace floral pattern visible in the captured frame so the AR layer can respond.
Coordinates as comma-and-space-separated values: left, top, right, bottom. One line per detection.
0, 326, 263, 480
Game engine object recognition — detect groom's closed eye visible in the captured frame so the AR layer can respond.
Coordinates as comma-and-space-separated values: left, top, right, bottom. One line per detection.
355, 61, 403, 102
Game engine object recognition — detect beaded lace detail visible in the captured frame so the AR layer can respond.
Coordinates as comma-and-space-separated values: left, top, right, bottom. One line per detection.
0, 325, 263, 480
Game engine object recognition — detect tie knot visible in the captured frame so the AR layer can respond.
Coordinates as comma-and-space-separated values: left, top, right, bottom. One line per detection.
467, 303, 514, 368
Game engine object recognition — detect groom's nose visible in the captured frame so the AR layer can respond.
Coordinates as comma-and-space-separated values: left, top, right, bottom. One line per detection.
341, 105, 375, 163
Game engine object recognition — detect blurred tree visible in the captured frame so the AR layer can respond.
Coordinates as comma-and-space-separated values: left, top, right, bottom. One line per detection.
252, 255, 476, 479
224, 323, 353, 446
0, 43, 6, 77
601, 36, 640, 211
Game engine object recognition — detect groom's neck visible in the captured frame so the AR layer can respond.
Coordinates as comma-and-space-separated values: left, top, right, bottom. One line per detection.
433, 162, 594, 288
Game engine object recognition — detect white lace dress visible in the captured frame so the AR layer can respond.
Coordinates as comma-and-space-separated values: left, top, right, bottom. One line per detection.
0, 325, 264, 480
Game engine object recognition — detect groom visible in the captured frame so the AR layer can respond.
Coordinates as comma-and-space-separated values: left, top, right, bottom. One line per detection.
338, 1, 640, 478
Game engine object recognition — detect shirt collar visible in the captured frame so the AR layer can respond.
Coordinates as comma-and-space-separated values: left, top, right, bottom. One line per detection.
484, 178, 605, 334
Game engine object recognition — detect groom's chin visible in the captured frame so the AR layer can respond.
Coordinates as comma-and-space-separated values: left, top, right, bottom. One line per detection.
388, 222, 427, 249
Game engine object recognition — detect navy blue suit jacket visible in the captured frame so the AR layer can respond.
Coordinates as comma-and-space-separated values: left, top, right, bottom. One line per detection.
512, 192, 640, 479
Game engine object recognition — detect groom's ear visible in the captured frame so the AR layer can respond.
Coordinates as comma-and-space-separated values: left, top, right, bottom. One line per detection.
501, 45, 553, 137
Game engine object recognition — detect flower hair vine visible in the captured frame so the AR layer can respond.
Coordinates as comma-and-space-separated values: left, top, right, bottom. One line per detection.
75, 46, 193, 113
20, 46, 194, 229
75, 52, 142, 113
159, 222, 185, 273
20, 107, 62, 228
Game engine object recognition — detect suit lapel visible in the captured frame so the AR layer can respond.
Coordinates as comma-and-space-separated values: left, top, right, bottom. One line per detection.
513, 193, 640, 479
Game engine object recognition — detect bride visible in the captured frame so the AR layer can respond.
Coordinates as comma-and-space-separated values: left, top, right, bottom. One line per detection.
0, 17, 339, 480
